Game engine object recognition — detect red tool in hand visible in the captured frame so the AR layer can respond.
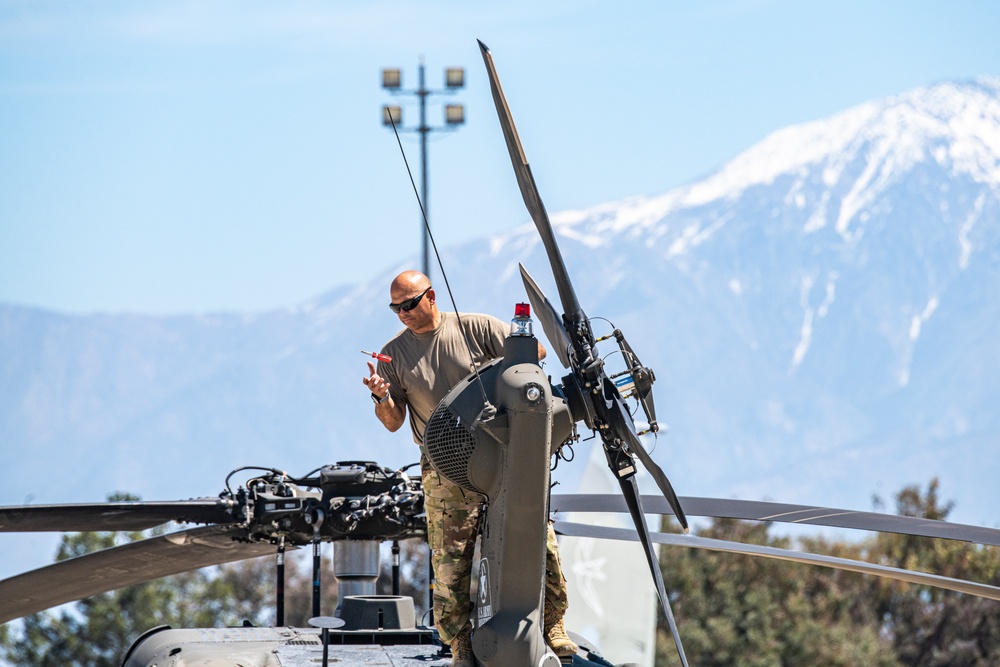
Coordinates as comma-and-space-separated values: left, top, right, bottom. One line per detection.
361, 349, 392, 363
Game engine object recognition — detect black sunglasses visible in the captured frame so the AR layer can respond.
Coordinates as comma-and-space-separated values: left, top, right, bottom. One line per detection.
389, 286, 431, 314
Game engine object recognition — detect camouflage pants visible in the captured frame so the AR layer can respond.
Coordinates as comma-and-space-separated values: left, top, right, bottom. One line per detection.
421, 456, 569, 643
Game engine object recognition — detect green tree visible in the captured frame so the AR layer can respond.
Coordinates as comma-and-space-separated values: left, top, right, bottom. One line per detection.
0, 493, 274, 667
655, 480, 1000, 667
871, 480, 1000, 667
656, 518, 896, 667
0, 495, 431, 665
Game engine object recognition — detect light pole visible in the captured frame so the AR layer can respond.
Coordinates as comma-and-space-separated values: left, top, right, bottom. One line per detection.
382, 61, 465, 280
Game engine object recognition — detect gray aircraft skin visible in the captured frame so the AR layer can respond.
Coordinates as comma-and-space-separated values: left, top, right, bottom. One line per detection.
4, 39, 1000, 667
122, 626, 451, 667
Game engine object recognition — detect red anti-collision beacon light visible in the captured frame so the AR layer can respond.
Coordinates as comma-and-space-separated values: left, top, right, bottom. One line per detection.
510, 303, 533, 336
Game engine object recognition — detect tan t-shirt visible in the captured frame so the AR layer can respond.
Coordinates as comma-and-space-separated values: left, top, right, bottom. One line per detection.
378, 312, 508, 447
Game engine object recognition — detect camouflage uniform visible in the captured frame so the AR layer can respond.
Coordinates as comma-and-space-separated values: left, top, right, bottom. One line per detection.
421, 457, 568, 643
543, 515, 569, 618
375, 311, 570, 645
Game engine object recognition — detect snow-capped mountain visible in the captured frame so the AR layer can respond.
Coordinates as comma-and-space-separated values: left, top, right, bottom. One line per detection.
2, 77, 998, 580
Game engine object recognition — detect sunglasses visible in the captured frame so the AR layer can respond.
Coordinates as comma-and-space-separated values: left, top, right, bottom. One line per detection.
389, 286, 431, 314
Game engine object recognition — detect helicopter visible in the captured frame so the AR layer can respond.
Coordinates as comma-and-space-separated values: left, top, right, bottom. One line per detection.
3, 39, 1000, 667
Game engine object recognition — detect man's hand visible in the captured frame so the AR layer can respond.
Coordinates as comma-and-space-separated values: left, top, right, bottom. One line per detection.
363, 361, 391, 401
363, 361, 406, 432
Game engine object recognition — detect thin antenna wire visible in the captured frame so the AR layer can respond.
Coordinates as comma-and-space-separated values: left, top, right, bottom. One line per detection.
386, 113, 492, 409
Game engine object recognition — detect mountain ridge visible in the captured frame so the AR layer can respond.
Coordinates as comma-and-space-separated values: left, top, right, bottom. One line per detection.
2, 78, 999, 582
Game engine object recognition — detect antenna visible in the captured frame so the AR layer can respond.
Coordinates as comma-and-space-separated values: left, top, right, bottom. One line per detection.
385, 112, 494, 415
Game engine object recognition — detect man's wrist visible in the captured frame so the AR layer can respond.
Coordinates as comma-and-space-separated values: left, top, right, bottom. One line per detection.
371, 392, 390, 405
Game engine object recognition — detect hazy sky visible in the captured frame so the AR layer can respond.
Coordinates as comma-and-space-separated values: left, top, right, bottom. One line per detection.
2, 1, 997, 315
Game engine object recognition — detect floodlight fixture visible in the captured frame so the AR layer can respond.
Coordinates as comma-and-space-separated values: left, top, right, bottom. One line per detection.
383, 105, 402, 126
379, 60, 466, 279
445, 104, 465, 125
382, 68, 401, 89
445, 68, 465, 89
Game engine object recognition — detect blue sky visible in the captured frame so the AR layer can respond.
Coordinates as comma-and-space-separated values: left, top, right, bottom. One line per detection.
2, 1, 998, 315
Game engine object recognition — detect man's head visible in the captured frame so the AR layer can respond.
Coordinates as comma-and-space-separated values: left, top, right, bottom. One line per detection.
389, 270, 439, 333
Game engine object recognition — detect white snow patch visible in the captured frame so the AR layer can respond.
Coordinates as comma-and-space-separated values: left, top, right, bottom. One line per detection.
791, 275, 816, 371
679, 102, 881, 208
817, 275, 837, 317
909, 296, 940, 343
482, 78, 1000, 261
898, 296, 940, 387
791, 308, 815, 371
822, 165, 841, 187
790, 272, 838, 372
958, 192, 985, 270
665, 213, 732, 259
489, 224, 537, 257
804, 191, 831, 233
663, 77, 1000, 216
833, 128, 905, 241
547, 194, 685, 242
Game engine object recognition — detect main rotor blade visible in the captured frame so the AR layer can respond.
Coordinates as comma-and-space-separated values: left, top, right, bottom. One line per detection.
618, 474, 689, 667
604, 386, 688, 530
0, 525, 273, 624
0, 498, 236, 533
550, 494, 1000, 547
479, 40, 583, 326
553, 520, 1000, 602
519, 263, 571, 368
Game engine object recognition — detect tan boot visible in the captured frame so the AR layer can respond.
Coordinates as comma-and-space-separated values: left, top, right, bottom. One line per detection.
544, 616, 578, 657
449, 627, 475, 667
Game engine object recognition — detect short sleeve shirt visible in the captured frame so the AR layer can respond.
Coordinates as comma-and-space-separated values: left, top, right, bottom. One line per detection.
377, 312, 508, 447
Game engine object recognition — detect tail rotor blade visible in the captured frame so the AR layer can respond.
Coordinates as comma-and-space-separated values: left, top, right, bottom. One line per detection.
478, 40, 584, 328
618, 474, 689, 667
627, 435, 689, 532
605, 385, 689, 530
519, 263, 572, 368
479, 39, 689, 663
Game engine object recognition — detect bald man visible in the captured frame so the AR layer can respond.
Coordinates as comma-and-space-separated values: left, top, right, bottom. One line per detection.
364, 270, 577, 666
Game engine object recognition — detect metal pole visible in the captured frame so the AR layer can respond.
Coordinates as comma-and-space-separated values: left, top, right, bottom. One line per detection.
418, 61, 430, 279
276, 538, 286, 627
391, 540, 401, 596
381, 61, 464, 284
428, 552, 435, 627
310, 512, 325, 618
312, 539, 322, 618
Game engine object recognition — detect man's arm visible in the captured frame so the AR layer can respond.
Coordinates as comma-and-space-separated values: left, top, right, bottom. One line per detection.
374, 395, 406, 432
364, 361, 406, 432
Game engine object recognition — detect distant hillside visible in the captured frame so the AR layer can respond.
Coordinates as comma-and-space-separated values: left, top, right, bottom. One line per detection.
2, 77, 999, 581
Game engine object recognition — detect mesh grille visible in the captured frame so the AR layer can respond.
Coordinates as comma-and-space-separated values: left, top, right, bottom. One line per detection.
424, 403, 476, 490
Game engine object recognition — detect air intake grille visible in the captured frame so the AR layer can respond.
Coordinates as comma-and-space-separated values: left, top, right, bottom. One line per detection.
424, 403, 476, 491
